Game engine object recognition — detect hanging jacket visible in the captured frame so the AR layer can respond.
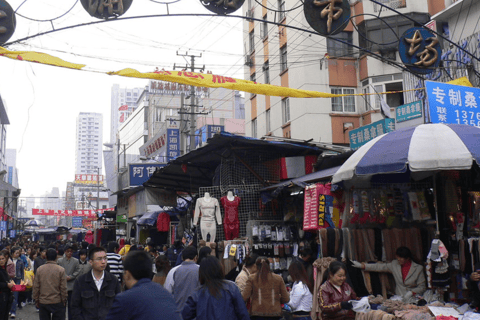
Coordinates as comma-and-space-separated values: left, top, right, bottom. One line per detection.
157, 212, 171, 232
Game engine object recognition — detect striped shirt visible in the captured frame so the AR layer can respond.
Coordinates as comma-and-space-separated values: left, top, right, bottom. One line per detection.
106, 253, 123, 281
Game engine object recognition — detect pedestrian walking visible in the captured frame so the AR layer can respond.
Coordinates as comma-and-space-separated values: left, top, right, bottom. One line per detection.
0, 252, 14, 320
105, 250, 180, 320
106, 242, 123, 282
70, 246, 121, 320
9, 246, 24, 318
182, 256, 250, 320
32, 248, 68, 320
57, 244, 80, 320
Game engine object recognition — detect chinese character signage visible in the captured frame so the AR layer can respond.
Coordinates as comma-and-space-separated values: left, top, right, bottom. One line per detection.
140, 130, 167, 157
426, 81, 480, 126
129, 163, 166, 186
0, 221, 5, 231
304, 0, 351, 36
399, 27, 441, 74
74, 174, 104, 185
72, 217, 84, 228
9, 230, 15, 238
167, 129, 180, 161
396, 101, 423, 123
349, 119, 395, 150
303, 184, 320, 231
32, 208, 114, 217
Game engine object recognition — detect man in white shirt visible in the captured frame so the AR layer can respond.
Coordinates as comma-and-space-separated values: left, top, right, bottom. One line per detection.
70, 247, 121, 320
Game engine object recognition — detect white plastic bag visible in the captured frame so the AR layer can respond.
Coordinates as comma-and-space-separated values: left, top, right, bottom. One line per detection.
350, 297, 371, 313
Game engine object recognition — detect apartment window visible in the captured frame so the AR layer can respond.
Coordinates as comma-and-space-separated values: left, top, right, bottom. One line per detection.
252, 118, 257, 138
327, 32, 353, 57
331, 88, 356, 112
260, 16, 268, 39
282, 98, 290, 123
278, 0, 285, 21
266, 109, 271, 133
280, 45, 287, 72
250, 73, 256, 83
263, 62, 270, 84
249, 31, 255, 54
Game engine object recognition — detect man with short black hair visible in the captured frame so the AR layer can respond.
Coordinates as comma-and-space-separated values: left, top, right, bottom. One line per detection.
34, 247, 47, 275
167, 246, 200, 314
71, 246, 121, 320
33, 248, 68, 320
106, 241, 123, 282
105, 251, 180, 320
57, 244, 80, 320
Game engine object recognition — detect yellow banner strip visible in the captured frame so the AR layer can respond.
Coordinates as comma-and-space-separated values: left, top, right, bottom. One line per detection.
0, 46, 427, 98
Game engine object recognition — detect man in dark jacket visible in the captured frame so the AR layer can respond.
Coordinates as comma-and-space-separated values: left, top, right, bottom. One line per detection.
105, 250, 181, 320
70, 246, 121, 320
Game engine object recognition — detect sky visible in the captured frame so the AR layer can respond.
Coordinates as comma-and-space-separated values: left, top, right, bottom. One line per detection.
0, 0, 245, 198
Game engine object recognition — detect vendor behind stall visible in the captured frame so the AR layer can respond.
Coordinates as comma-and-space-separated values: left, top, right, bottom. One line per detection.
319, 261, 357, 320
352, 247, 426, 297
468, 262, 480, 309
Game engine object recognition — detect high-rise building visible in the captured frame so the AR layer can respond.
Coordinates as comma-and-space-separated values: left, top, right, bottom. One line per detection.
110, 84, 144, 144
75, 112, 103, 175
5, 149, 18, 189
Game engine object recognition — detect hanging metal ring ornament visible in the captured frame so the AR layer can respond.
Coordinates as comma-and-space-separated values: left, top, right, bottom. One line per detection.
200, 0, 244, 15
0, 0, 16, 45
304, 0, 350, 36
80, 0, 133, 19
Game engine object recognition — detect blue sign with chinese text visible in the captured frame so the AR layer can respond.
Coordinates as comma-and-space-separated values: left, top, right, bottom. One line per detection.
72, 217, 84, 228
129, 163, 167, 186
399, 27, 441, 74
426, 81, 480, 126
9, 230, 15, 238
349, 119, 396, 150
396, 101, 423, 123
0, 221, 6, 231
166, 129, 180, 161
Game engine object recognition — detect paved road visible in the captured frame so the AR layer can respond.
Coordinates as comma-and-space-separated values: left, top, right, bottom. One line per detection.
13, 303, 42, 320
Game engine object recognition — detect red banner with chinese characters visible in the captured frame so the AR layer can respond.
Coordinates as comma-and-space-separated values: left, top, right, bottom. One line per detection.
32, 208, 114, 218
303, 184, 321, 231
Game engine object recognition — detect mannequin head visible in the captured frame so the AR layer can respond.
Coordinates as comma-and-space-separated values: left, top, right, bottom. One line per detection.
204, 192, 211, 200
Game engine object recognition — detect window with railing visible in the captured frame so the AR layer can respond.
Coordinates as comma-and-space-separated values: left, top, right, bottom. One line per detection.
373, 0, 406, 12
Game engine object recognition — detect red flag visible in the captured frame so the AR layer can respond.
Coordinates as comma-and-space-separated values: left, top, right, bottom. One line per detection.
119, 105, 128, 111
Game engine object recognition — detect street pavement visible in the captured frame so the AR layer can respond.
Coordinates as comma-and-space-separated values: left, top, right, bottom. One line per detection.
13, 303, 42, 320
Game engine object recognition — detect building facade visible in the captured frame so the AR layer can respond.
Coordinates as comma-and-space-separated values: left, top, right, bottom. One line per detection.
110, 84, 144, 144
243, 0, 454, 145
5, 149, 18, 189
75, 112, 103, 175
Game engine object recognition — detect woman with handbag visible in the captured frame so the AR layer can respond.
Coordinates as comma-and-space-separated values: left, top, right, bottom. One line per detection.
0, 252, 15, 320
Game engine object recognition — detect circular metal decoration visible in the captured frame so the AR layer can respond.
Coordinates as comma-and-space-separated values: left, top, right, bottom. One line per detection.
399, 27, 441, 75
304, 0, 350, 36
200, 0, 245, 15
0, 1, 16, 45
80, 0, 133, 20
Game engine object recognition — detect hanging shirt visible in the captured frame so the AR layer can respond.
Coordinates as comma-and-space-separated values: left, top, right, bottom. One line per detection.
401, 259, 412, 282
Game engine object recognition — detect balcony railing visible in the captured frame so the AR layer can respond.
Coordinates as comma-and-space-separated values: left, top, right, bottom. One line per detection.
373, 0, 406, 12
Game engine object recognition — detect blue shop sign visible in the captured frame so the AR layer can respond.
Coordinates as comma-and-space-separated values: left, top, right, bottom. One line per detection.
8, 222, 12, 229
9, 230, 15, 238
166, 128, 180, 161
426, 81, 480, 127
396, 101, 423, 123
349, 119, 395, 150
399, 27, 441, 74
129, 163, 167, 186
0, 221, 6, 231
72, 217, 84, 228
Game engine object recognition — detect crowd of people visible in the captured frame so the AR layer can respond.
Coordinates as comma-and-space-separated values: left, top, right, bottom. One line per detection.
0, 236, 450, 320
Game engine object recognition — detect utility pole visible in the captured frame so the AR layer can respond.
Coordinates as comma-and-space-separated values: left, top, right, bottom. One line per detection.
96, 167, 100, 214
173, 52, 208, 152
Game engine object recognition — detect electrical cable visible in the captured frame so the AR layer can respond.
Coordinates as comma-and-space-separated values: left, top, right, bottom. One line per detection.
253, 0, 304, 13
15, 0, 80, 22
149, 0, 183, 4
456, 0, 474, 45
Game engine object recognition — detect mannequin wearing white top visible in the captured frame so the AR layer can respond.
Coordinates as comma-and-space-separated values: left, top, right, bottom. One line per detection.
194, 192, 222, 242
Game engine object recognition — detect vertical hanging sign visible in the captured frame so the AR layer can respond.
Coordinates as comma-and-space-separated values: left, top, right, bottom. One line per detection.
303, 184, 320, 230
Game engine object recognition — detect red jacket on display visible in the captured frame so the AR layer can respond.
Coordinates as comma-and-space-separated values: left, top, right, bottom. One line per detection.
157, 212, 170, 232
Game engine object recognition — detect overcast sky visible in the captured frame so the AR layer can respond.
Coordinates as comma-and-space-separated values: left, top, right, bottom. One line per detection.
0, 0, 244, 199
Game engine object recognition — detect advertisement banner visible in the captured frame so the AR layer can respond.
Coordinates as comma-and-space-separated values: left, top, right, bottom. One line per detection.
349, 118, 395, 150
9, 230, 15, 238
72, 217, 84, 228
32, 208, 114, 217
140, 130, 167, 157
0, 221, 6, 231
426, 80, 480, 127
129, 163, 167, 186
74, 174, 104, 185
396, 101, 423, 123
117, 214, 128, 223
303, 184, 320, 231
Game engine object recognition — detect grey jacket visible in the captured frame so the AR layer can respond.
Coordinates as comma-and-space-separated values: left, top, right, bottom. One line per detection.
172, 261, 200, 313
364, 260, 426, 296
58, 256, 80, 291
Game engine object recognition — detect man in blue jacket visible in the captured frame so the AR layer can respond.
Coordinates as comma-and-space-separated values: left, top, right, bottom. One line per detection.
70, 246, 121, 320
105, 250, 181, 320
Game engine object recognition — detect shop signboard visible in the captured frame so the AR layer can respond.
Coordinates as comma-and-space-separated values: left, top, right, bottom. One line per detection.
128, 194, 136, 218
72, 217, 84, 228
9, 230, 15, 238
426, 81, 480, 127
8, 222, 12, 229
166, 128, 180, 161
303, 184, 320, 231
74, 174, 104, 185
396, 101, 423, 123
0, 221, 6, 231
129, 163, 166, 186
32, 208, 114, 217
349, 119, 395, 150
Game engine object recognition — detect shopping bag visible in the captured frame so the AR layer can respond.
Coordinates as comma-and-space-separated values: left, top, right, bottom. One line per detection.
24, 269, 34, 289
